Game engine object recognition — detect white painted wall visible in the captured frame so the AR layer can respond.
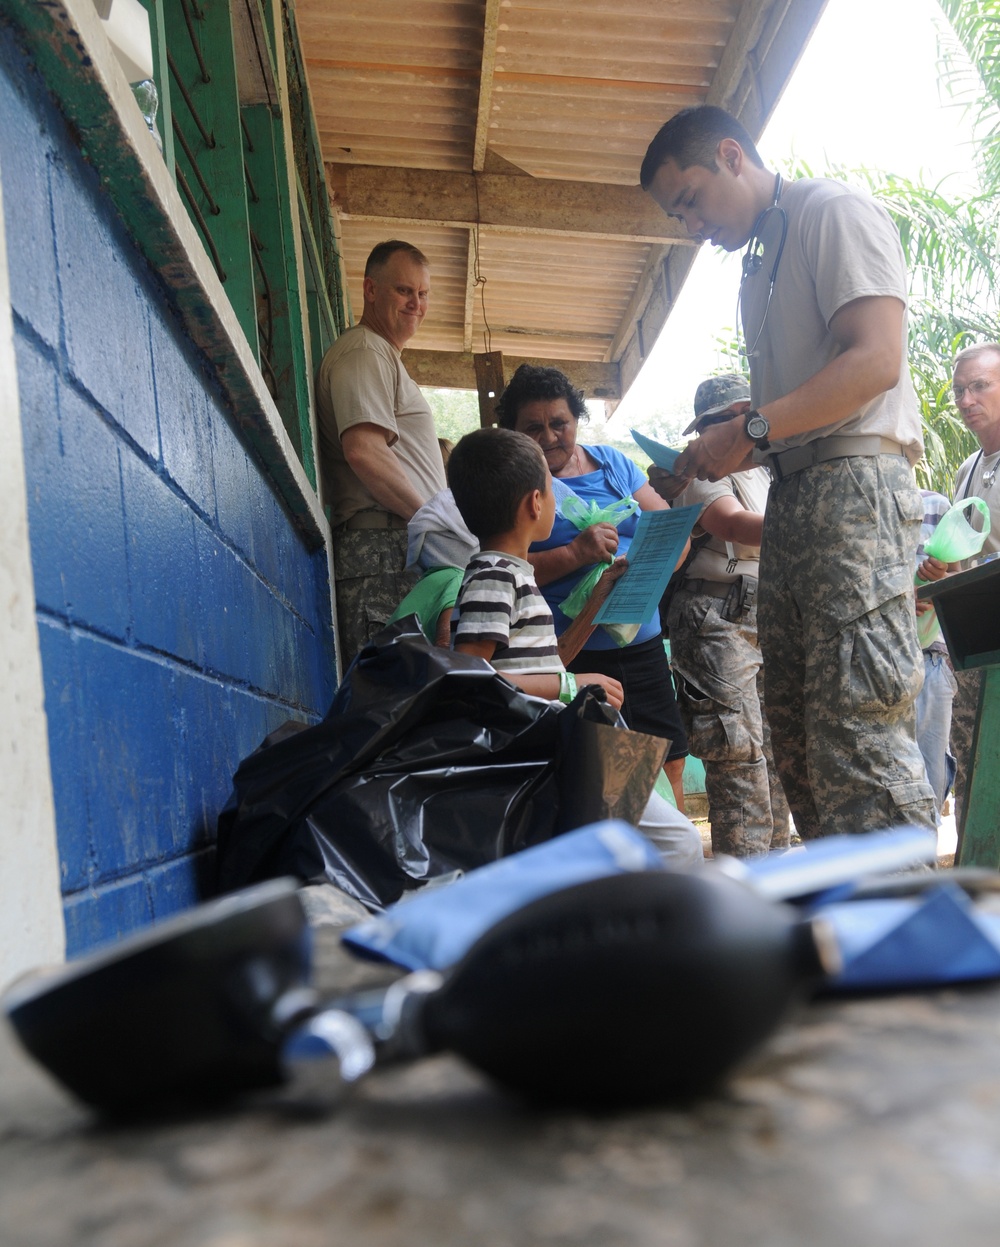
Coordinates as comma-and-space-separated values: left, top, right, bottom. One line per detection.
0, 140, 66, 989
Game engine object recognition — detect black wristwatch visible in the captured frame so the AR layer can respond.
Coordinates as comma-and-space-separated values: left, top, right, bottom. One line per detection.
744, 409, 771, 448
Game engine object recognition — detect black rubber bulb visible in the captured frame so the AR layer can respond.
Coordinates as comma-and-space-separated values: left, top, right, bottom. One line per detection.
417, 868, 828, 1108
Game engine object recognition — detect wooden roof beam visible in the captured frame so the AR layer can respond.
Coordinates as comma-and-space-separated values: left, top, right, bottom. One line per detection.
472, 0, 501, 173
402, 349, 621, 400
327, 164, 693, 245
708, 0, 830, 138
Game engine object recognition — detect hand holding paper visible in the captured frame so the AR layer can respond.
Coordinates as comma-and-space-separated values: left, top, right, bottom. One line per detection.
632, 429, 691, 503
594, 505, 700, 625
631, 428, 683, 472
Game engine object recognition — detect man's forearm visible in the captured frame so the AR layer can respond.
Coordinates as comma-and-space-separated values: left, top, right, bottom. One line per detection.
356, 462, 426, 519
342, 429, 427, 519
676, 296, 906, 484
756, 296, 904, 441
701, 498, 764, 546
757, 349, 900, 441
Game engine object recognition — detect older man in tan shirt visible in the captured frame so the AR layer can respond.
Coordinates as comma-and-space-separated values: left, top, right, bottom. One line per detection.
316, 240, 446, 666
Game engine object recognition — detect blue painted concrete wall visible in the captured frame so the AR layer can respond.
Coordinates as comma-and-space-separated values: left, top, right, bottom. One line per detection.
1, 29, 336, 955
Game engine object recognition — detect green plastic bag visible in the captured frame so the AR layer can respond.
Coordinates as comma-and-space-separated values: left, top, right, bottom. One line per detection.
559, 495, 640, 647
915, 497, 991, 648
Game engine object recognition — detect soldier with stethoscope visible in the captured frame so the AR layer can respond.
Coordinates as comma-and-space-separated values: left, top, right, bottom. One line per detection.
639, 103, 937, 843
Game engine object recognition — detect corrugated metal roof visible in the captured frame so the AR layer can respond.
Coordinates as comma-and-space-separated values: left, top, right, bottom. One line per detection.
296, 0, 828, 403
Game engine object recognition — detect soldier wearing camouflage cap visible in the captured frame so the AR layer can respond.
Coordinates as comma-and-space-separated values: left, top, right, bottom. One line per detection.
651, 375, 790, 857
683, 374, 752, 436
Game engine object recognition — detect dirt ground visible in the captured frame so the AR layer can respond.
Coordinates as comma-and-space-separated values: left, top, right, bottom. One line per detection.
691, 809, 957, 869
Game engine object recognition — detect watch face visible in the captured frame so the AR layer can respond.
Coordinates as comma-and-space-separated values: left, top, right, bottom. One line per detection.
747, 413, 770, 441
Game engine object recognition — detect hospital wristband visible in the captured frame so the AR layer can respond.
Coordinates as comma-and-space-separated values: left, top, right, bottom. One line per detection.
558, 670, 578, 704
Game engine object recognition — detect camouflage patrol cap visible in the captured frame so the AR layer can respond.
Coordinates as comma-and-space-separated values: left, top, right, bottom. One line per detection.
683, 373, 751, 435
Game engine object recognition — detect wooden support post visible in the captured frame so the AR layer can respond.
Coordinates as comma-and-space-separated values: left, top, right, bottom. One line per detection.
473, 351, 505, 427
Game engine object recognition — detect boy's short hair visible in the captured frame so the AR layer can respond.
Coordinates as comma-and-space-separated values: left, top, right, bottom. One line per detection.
447, 427, 548, 542
640, 105, 764, 190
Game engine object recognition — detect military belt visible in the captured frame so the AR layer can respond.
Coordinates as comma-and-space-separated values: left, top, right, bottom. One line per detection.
767, 435, 905, 482
338, 509, 408, 531
682, 579, 733, 600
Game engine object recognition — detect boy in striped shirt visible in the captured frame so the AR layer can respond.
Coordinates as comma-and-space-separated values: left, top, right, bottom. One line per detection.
448, 427, 624, 709
448, 427, 704, 866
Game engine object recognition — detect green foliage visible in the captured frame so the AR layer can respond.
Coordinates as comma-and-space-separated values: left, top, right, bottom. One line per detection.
423, 388, 482, 447
713, 327, 750, 379
937, 0, 1000, 189
854, 167, 993, 494
781, 0, 1000, 495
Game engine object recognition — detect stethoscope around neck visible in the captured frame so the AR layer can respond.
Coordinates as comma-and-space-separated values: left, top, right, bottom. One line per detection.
737, 172, 788, 359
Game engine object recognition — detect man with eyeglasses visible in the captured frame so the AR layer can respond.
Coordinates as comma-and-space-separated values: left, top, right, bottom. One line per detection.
952, 344, 1000, 505
640, 105, 936, 841
947, 343, 1000, 837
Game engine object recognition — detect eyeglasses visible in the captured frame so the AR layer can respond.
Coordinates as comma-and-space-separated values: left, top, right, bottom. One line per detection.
952, 379, 994, 402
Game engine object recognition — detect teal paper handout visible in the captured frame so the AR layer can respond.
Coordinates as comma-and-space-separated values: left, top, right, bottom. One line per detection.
594, 505, 700, 625
631, 428, 682, 471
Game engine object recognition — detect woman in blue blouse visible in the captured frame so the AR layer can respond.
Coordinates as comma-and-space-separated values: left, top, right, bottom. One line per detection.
495, 364, 690, 811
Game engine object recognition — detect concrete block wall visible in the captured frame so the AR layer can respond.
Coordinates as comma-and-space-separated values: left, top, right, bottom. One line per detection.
0, 27, 336, 955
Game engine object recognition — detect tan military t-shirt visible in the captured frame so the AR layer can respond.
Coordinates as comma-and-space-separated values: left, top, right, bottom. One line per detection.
677, 467, 770, 585
316, 324, 445, 528
741, 178, 924, 466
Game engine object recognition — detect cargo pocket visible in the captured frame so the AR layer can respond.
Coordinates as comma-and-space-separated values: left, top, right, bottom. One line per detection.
893, 484, 924, 528
673, 666, 753, 763
841, 594, 924, 717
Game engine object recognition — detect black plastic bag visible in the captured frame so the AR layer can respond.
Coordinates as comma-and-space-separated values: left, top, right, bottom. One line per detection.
216, 619, 665, 910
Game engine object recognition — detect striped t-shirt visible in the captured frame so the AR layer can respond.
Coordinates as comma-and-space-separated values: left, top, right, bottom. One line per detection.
455, 551, 563, 675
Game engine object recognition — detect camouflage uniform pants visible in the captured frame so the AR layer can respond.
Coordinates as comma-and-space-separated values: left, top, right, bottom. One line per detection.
667, 585, 791, 857
332, 528, 420, 670
757, 454, 936, 839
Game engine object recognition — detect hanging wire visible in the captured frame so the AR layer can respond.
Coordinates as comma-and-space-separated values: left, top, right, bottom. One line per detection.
172, 115, 220, 213
472, 176, 492, 353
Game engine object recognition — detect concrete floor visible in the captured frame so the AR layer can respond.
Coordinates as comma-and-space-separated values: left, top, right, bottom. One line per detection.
4, 869, 1000, 1247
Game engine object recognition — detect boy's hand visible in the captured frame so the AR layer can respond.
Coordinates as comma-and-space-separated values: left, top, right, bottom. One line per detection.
590, 557, 628, 605
577, 674, 624, 711
917, 554, 949, 583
